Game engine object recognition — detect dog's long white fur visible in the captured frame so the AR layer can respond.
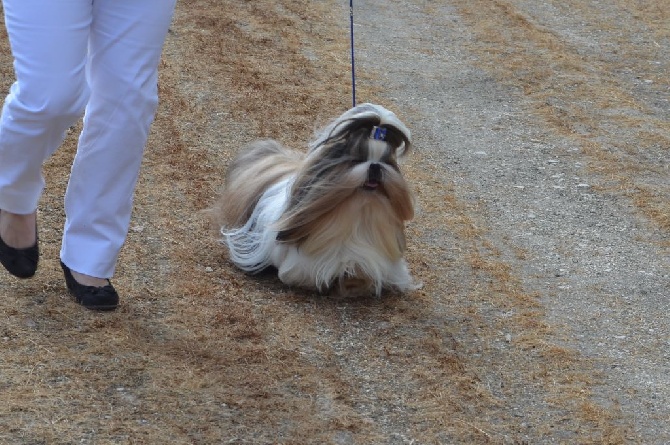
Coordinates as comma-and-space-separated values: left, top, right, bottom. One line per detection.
222, 178, 415, 295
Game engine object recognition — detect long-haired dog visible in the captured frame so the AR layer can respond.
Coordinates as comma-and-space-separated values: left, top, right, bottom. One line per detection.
211, 103, 418, 297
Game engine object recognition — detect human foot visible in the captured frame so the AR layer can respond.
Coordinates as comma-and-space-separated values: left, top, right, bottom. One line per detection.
60, 261, 119, 311
0, 210, 39, 278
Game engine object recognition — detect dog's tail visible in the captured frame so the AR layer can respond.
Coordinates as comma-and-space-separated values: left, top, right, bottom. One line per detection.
211, 139, 302, 229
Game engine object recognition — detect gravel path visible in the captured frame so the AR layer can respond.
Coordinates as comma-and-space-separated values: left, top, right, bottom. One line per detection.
351, 0, 669, 442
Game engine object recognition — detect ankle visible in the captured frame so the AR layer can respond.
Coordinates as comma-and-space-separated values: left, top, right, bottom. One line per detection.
70, 270, 109, 287
0, 210, 37, 249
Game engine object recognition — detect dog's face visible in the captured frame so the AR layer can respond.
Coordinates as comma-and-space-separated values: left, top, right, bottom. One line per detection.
308, 124, 403, 190
276, 105, 414, 244
343, 127, 401, 191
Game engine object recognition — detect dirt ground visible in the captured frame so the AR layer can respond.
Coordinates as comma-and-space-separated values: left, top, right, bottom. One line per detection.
0, 0, 668, 444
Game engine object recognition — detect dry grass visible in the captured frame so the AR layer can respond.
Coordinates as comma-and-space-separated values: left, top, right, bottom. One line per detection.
1, 0, 663, 443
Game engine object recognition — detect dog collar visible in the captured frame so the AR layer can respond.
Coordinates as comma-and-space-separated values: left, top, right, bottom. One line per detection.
370, 126, 387, 141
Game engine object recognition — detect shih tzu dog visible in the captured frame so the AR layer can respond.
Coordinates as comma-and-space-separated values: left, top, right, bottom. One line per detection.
212, 103, 418, 297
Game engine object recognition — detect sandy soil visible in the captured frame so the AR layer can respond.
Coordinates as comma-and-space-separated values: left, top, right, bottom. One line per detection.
0, 0, 667, 444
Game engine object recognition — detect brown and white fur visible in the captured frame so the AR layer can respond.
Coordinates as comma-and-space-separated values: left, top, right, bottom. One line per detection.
211, 103, 418, 297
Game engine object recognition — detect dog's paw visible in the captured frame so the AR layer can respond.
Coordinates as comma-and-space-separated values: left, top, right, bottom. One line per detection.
333, 276, 376, 298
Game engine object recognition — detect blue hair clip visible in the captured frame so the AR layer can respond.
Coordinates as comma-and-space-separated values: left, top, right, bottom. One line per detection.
371, 126, 387, 141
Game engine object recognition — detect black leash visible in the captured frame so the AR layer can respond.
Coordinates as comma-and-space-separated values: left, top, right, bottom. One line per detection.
349, 0, 357, 107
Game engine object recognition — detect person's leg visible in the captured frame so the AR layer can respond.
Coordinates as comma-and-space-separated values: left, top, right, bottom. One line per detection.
0, 0, 91, 268
60, 0, 176, 282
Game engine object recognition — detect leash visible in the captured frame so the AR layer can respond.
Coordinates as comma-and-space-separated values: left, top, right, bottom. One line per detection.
349, 0, 357, 107
350, 2, 387, 142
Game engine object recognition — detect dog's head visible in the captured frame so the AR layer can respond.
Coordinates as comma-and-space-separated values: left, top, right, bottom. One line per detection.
306, 103, 411, 190
276, 103, 414, 243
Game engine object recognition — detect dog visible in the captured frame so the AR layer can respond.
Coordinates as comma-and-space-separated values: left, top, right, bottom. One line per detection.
211, 103, 418, 297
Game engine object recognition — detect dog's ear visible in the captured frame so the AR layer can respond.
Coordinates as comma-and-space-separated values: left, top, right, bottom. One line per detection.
379, 126, 411, 157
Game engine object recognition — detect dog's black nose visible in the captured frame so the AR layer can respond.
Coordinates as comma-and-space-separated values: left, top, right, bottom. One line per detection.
364, 163, 383, 190
368, 163, 382, 183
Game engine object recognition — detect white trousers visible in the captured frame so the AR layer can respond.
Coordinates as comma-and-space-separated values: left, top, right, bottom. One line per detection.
0, 0, 176, 278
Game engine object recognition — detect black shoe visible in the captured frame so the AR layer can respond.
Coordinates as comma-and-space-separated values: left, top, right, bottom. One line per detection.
60, 261, 119, 311
0, 211, 39, 279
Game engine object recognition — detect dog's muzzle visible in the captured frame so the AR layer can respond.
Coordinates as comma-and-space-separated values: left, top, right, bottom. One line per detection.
364, 163, 383, 190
